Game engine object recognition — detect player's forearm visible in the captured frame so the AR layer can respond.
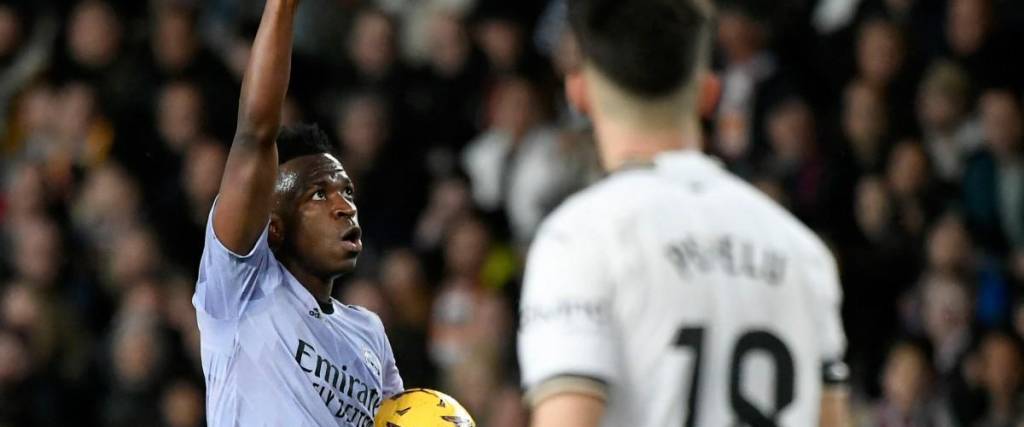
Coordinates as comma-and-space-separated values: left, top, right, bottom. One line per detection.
213, 0, 298, 254
819, 386, 851, 427
235, 0, 298, 143
531, 394, 604, 427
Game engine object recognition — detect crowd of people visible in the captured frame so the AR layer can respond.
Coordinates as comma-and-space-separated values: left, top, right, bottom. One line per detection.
1, 0, 1024, 426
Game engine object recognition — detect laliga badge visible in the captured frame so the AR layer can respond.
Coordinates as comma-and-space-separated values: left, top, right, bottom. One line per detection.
363, 348, 382, 378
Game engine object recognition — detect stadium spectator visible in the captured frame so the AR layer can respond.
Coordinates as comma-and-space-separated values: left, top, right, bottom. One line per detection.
0, 0, 1021, 424
916, 60, 982, 183
963, 89, 1024, 254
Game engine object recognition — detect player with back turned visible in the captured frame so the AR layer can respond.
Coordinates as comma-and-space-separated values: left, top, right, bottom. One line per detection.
517, 1, 850, 426
192, 0, 403, 426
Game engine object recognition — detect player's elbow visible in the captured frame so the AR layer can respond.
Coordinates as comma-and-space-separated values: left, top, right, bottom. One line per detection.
233, 121, 279, 148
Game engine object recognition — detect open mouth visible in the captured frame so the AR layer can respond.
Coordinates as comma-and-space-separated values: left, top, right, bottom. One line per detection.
340, 227, 363, 250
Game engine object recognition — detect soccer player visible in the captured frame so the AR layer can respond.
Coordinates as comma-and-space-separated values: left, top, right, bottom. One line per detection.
192, 1, 402, 425
517, 1, 850, 427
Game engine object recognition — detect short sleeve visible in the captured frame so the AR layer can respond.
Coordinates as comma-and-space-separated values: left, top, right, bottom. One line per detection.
380, 331, 404, 397
517, 223, 619, 399
805, 245, 848, 382
192, 199, 277, 321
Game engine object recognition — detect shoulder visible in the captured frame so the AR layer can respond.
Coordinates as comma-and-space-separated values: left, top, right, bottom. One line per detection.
965, 148, 996, 172
337, 303, 389, 336
537, 173, 645, 238
339, 303, 384, 324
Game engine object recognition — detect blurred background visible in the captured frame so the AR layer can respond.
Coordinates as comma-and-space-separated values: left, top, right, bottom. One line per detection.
1, 0, 1024, 425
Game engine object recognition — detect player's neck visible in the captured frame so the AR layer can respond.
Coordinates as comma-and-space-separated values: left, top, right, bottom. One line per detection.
280, 256, 335, 305
595, 117, 702, 171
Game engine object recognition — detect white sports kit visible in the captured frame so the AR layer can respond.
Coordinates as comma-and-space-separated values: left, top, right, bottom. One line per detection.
519, 150, 847, 427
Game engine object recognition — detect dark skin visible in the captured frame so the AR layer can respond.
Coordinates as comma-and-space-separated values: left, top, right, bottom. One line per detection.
213, 0, 359, 304
270, 154, 362, 302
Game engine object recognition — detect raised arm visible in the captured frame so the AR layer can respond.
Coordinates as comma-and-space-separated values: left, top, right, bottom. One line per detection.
213, 0, 298, 254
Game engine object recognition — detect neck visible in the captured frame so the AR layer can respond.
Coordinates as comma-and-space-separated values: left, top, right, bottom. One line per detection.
594, 117, 701, 171
280, 256, 335, 304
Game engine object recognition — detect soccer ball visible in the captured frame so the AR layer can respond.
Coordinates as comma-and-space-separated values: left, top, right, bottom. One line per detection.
374, 388, 476, 427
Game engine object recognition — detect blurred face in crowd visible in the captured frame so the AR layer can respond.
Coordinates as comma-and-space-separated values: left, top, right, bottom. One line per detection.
73, 164, 142, 242
947, 0, 991, 56
431, 178, 472, 220
918, 64, 969, 134
108, 228, 161, 290
2, 284, 58, 366
56, 82, 99, 144
381, 250, 430, 325
15, 84, 57, 138
980, 333, 1023, 400
882, 343, 930, 412
337, 95, 388, 162
490, 78, 537, 138
0, 5, 23, 59
428, 11, 470, 76
349, 10, 396, 78
843, 82, 887, 153
0, 331, 30, 386
158, 81, 204, 153
120, 279, 163, 318
162, 380, 204, 427
12, 218, 62, 288
979, 90, 1023, 157
886, 141, 929, 197
926, 214, 972, 274
445, 217, 490, 280
476, 18, 522, 72
855, 176, 892, 238
922, 276, 971, 345
68, 0, 122, 68
2, 284, 42, 333
153, 6, 199, 71
4, 162, 48, 220
857, 20, 904, 87
112, 315, 162, 389
717, 10, 764, 65
183, 140, 226, 216
918, 89, 960, 134
767, 99, 814, 163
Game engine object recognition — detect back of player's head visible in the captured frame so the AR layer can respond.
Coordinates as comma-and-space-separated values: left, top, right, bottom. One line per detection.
277, 124, 338, 165
568, 0, 712, 99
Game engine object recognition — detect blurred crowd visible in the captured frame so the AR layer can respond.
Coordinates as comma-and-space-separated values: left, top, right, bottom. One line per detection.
1, 0, 1024, 426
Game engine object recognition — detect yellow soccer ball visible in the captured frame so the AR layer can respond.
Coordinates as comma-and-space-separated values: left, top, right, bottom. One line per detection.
374, 388, 475, 427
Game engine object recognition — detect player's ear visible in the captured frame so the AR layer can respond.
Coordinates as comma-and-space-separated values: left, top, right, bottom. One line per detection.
565, 69, 591, 116
269, 213, 284, 249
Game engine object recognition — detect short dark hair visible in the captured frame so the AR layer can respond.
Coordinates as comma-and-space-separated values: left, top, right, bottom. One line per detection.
277, 124, 338, 165
568, 0, 711, 98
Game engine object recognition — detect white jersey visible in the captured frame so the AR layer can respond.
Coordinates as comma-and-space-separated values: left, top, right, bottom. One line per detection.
194, 203, 403, 427
518, 150, 846, 427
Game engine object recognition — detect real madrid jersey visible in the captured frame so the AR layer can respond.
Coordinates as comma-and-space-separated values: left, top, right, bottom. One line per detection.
518, 150, 846, 427
193, 203, 403, 427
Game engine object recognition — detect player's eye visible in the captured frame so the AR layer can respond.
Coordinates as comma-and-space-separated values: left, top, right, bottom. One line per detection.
312, 189, 327, 201
344, 187, 355, 198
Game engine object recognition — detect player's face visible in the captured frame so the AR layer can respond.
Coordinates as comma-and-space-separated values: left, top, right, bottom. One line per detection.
276, 154, 362, 276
